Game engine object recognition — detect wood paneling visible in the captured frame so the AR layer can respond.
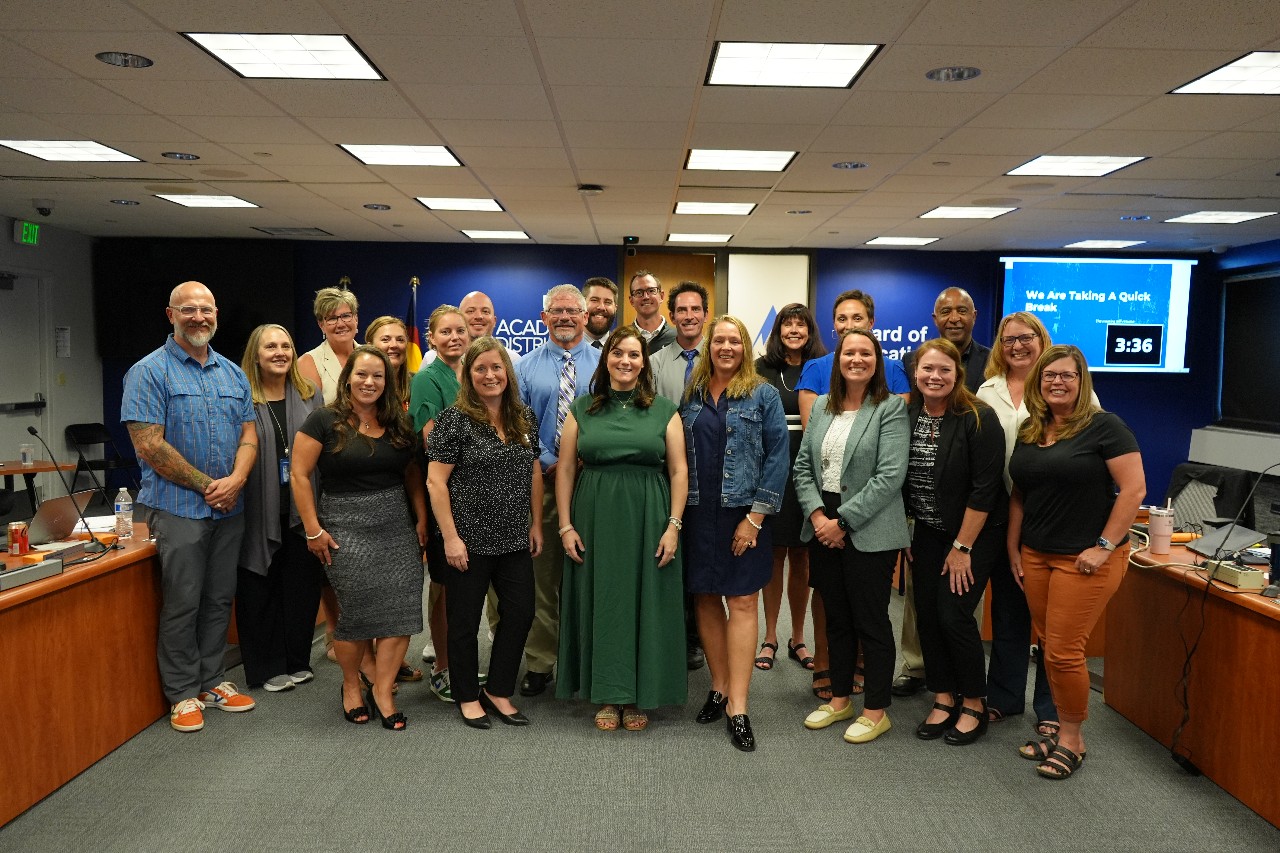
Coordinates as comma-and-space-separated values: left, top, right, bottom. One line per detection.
620, 252, 717, 327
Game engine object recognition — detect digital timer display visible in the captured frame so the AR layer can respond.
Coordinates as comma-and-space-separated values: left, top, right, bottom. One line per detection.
1103, 323, 1163, 367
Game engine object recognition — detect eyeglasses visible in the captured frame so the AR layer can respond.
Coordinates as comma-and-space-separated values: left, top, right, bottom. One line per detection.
171, 305, 216, 318
324, 312, 356, 325
546, 307, 583, 317
630, 286, 661, 299
1041, 370, 1080, 383
1000, 332, 1039, 348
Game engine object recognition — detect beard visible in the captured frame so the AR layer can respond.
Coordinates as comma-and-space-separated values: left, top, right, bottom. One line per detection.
551, 324, 579, 345
586, 311, 616, 337
175, 319, 216, 348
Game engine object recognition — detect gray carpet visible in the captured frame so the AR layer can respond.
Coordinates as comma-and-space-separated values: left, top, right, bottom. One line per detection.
3, 590, 1276, 852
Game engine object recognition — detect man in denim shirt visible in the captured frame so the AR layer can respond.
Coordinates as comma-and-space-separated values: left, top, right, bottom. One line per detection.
123, 281, 258, 733
513, 284, 600, 695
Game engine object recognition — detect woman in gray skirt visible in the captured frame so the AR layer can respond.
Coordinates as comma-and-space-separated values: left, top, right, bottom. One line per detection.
292, 345, 427, 731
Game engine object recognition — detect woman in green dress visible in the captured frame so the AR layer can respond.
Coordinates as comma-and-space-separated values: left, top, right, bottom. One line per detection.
556, 326, 689, 731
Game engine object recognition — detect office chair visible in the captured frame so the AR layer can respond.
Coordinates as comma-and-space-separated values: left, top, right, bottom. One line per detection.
64, 422, 139, 504
1164, 462, 1254, 533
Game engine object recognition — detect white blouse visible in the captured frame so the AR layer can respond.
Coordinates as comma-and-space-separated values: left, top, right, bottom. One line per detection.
820, 410, 859, 492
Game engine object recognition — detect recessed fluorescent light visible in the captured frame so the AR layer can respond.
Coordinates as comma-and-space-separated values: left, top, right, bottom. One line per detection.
674, 202, 756, 215
920, 206, 1016, 219
340, 144, 461, 166
1007, 155, 1145, 177
668, 233, 732, 243
1164, 210, 1277, 224
1173, 51, 1280, 95
417, 197, 504, 212
707, 42, 879, 88
0, 140, 139, 162
155, 194, 258, 208
686, 149, 796, 172
866, 237, 940, 246
462, 229, 529, 240
183, 33, 382, 80
1063, 240, 1146, 249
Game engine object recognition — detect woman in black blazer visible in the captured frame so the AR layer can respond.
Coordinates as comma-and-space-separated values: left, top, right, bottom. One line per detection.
904, 338, 1006, 746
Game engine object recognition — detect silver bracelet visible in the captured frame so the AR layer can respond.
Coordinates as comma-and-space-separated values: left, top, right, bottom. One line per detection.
668, 517, 683, 530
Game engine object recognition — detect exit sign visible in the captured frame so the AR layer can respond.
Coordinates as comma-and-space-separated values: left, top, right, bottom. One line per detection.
12, 220, 39, 245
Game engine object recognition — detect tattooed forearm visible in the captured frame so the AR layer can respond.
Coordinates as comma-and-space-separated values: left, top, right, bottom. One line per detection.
126, 422, 213, 493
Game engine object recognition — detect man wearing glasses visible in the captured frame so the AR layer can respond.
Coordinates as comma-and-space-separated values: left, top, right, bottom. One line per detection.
123, 281, 258, 733
626, 271, 677, 355
513, 284, 601, 695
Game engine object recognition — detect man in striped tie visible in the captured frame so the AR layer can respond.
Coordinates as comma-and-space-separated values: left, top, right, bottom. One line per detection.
513, 284, 600, 695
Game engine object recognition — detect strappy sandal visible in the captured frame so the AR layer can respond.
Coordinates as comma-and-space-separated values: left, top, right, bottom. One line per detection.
1019, 735, 1058, 761
359, 670, 398, 695
396, 663, 424, 683
595, 705, 621, 731
1037, 745, 1086, 780
988, 707, 1008, 723
811, 669, 833, 701
1036, 719, 1060, 738
755, 641, 779, 670
852, 665, 866, 695
787, 639, 815, 670
622, 708, 649, 731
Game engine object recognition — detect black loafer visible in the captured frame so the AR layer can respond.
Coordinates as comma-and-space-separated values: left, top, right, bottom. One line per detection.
519, 670, 551, 697
696, 690, 727, 724
891, 674, 926, 697
686, 644, 706, 671
944, 704, 990, 746
915, 702, 960, 740
479, 691, 531, 726
727, 713, 756, 752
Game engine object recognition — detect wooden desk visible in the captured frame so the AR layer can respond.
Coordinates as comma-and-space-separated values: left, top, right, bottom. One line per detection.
1105, 546, 1280, 828
0, 527, 167, 827
0, 459, 77, 513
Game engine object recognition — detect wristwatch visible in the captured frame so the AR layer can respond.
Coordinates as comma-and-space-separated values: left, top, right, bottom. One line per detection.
836, 518, 848, 531
1096, 537, 1116, 552
952, 540, 972, 554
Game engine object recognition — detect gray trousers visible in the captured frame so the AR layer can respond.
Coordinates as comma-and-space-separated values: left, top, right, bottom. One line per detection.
524, 488, 563, 674
146, 506, 245, 704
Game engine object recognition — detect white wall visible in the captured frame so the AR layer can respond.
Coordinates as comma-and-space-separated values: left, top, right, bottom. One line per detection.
0, 220, 100, 504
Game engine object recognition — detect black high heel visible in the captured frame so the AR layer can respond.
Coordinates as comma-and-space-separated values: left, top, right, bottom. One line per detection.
342, 687, 370, 724
479, 691, 530, 726
726, 713, 756, 752
944, 702, 989, 746
916, 701, 960, 740
367, 687, 407, 731
696, 690, 728, 724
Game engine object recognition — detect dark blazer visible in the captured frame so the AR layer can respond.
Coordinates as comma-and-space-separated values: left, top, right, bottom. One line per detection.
904, 400, 1007, 535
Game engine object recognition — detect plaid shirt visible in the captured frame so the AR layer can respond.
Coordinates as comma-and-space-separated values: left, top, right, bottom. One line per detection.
121, 335, 253, 520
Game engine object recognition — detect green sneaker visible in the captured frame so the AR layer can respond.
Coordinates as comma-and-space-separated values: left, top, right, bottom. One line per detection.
430, 668, 453, 703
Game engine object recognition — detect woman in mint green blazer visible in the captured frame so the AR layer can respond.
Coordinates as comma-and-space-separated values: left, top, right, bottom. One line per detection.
793, 329, 910, 745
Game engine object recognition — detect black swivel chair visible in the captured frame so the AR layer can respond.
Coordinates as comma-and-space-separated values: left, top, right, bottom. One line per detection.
1164, 462, 1255, 532
64, 422, 139, 505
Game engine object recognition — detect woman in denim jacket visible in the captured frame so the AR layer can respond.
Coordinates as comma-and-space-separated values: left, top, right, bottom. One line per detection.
680, 316, 789, 752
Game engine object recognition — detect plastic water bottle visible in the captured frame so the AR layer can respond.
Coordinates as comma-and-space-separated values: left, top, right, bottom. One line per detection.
114, 487, 133, 539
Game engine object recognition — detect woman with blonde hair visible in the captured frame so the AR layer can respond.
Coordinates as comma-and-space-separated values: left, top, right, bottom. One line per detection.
680, 316, 788, 751
365, 316, 413, 403
235, 324, 323, 692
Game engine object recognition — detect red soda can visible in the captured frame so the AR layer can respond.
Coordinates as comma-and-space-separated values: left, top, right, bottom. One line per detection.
8, 521, 28, 556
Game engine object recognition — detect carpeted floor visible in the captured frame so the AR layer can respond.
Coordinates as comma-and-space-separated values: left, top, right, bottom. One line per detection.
3, 587, 1276, 852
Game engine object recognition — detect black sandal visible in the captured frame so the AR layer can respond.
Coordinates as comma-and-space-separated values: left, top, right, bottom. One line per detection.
754, 641, 779, 670
851, 665, 866, 695
1037, 745, 1086, 780
811, 669, 833, 700
1036, 719, 1060, 737
341, 688, 370, 724
1019, 735, 1058, 761
367, 688, 407, 731
787, 639, 815, 670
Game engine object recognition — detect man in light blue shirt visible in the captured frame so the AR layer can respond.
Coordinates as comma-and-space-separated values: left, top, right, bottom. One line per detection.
123, 281, 258, 733
513, 284, 600, 694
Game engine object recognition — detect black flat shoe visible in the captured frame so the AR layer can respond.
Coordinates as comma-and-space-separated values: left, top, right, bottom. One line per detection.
367, 688, 407, 732
916, 701, 960, 740
944, 703, 989, 746
341, 687, 369, 724
520, 670, 552, 696
726, 713, 756, 752
459, 704, 491, 730
696, 690, 728, 724
479, 691, 530, 726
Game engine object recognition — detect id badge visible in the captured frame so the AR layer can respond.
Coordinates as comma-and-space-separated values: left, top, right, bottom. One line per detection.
279, 456, 291, 485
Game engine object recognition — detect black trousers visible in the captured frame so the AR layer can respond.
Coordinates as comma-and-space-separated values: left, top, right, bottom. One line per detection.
808, 492, 898, 710
235, 522, 323, 686
986, 546, 1057, 720
910, 522, 998, 699
443, 548, 535, 703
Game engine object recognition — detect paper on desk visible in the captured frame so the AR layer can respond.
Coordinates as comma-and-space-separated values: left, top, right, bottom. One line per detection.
74, 516, 119, 533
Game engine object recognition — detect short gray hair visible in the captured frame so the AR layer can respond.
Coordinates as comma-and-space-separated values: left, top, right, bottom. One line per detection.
544, 283, 586, 310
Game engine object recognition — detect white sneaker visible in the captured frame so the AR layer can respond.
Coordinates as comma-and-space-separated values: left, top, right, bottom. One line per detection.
429, 668, 454, 703
421, 641, 436, 663
263, 674, 295, 692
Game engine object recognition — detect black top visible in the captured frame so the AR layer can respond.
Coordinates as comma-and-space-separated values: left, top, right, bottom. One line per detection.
266, 398, 289, 511
906, 413, 944, 529
298, 407, 414, 493
426, 405, 540, 555
905, 401, 1007, 536
755, 357, 803, 458
1009, 411, 1140, 554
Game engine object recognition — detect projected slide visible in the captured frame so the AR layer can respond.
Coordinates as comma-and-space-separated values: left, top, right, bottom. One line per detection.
1000, 257, 1194, 374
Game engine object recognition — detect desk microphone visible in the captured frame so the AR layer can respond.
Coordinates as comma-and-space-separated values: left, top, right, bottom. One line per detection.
25, 426, 108, 553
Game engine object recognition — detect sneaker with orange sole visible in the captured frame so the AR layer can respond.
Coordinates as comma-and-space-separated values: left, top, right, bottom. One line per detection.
199, 681, 256, 712
171, 697, 206, 732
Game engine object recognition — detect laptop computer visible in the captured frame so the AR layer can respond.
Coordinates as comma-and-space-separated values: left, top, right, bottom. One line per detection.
1185, 523, 1266, 560
25, 490, 95, 546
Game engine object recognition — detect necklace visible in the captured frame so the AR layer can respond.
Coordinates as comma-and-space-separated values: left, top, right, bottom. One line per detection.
779, 361, 801, 393
612, 388, 639, 409
265, 396, 289, 458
